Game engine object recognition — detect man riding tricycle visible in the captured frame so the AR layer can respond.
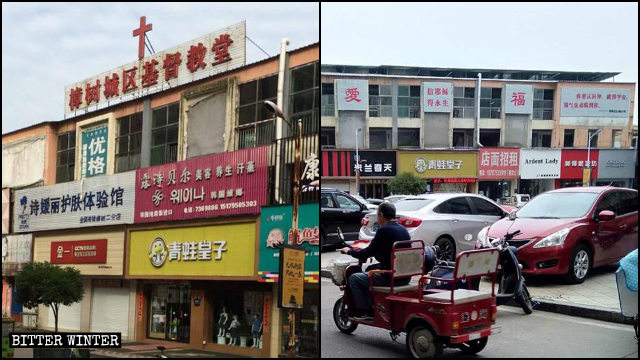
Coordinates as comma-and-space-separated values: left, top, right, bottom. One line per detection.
332, 235, 502, 358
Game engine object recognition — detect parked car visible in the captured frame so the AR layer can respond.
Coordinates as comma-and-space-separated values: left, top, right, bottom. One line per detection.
359, 193, 509, 261
384, 195, 409, 204
366, 198, 384, 206
352, 194, 378, 210
478, 187, 638, 284
321, 188, 373, 249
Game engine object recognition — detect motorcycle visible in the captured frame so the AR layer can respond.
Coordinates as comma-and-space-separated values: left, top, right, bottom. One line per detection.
477, 229, 534, 314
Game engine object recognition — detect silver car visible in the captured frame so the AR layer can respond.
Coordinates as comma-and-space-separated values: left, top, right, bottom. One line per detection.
359, 193, 509, 261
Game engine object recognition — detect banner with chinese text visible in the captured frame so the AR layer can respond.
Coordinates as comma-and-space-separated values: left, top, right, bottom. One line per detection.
397, 151, 477, 178
64, 22, 245, 117
478, 148, 519, 179
560, 88, 631, 118
258, 203, 319, 283
504, 84, 533, 114
13, 171, 135, 232
81, 125, 108, 178
278, 246, 305, 308
423, 82, 452, 113
321, 150, 396, 177
135, 146, 267, 223
560, 149, 599, 179
336, 79, 368, 111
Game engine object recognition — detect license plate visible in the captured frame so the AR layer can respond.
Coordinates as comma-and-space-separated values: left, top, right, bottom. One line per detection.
468, 332, 481, 340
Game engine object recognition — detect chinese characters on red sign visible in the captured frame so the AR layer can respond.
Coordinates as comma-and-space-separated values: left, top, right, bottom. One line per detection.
134, 146, 267, 222
478, 148, 519, 179
560, 149, 599, 179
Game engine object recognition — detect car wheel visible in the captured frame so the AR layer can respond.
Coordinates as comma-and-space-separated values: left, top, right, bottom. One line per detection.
434, 237, 456, 262
566, 244, 591, 284
458, 337, 488, 355
406, 325, 443, 358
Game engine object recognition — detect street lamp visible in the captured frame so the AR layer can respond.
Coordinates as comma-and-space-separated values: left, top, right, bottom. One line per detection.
355, 128, 363, 196
264, 100, 302, 244
586, 129, 601, 186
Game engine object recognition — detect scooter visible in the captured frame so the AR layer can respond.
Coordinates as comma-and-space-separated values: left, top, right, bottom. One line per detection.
480, 229, 534, 314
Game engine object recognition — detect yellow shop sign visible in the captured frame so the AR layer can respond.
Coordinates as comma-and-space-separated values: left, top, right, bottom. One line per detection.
397, 151, 478, 178
128, 222, 255, 277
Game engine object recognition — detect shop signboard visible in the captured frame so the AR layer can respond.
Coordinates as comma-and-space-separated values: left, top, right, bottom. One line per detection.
128, 222, 255, 277
81, 125, 108, 178
13, 171, 135, 232
321, 150, 396, 177
65, 21, 246, 117
135, 146, 267, 223
560, 149, 599, 179
519, 149, 561, 179
560, 87, 631, 119
397, 151, 477, 178
278, 245, 305, 309
2, 234, 32, 276
50, 239, 107, 264
258, 203, 319, 283
423, 82, 452, 113
597, 149, 636, 179
478, 148, 519, 179
336, 79, 368, 111
504, 84, 533, 114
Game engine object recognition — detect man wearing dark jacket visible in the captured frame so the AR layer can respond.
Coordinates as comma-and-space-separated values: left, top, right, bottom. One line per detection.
339, 202, 411, 320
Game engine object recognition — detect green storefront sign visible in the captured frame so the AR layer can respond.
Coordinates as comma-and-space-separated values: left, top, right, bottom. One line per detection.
258, 203, 319, 283
81, 124, 108, 178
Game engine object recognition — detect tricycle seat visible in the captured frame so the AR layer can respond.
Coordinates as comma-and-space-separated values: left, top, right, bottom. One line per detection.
372, 283, 419, 294
423, 288, 492, 304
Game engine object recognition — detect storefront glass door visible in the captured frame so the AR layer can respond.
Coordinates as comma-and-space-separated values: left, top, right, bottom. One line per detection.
148, 284, 191, 343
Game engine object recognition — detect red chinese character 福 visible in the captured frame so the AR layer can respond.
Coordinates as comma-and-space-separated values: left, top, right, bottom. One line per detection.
163, 52, 182, 81
511, 92, 525, 106
123, 67, 138, 93
211, 34, 233, 65
344, 88, 361, 102
85, 79, 100, 105
104, 73, 120, 98
142, 59, 159, 87
69, 87, 83, 111
187, 43, 207, 73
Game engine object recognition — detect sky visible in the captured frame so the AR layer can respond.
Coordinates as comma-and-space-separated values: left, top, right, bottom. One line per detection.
2, 2, 319, 134
322, 2, 638, 125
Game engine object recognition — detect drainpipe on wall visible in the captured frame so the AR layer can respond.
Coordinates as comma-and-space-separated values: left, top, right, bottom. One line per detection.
475, 72, 483, 148
274, 38, 290, 203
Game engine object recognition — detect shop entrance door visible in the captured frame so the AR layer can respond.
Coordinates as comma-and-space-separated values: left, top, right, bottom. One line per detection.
148, 284, 191, 343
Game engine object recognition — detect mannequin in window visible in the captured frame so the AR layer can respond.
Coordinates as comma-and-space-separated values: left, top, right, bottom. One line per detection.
217, 306, 228, 337
251, 314, 262, 348
228, 314, 241, 346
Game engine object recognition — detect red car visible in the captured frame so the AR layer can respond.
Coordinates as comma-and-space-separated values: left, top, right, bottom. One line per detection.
478, 187, 638, 284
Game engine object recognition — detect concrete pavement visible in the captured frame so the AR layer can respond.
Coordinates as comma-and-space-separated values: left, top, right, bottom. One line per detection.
321, 248, 633, 324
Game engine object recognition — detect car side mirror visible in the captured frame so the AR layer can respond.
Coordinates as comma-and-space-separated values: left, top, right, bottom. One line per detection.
597, 210, 615, 221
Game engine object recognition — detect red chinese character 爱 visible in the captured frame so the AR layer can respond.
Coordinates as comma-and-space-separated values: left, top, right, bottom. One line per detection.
344, 88, 361, 103
163, 52, 182, 81
187, 43, 207, 73
211, 34, 233, 65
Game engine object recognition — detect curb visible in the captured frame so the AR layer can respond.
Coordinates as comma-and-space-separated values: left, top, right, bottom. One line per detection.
321, 268, 633, 326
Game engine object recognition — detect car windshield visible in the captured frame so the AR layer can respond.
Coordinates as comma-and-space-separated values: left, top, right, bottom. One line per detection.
516, 192, 599, 218
352, 195, 368, 205
394, 198, 435, 211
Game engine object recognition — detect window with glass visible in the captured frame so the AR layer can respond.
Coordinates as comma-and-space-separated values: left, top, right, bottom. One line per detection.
56, 131, 76, 183
369, 84, 392, 117
148, 284, 190, 343
480, 129, 500, 147
369, 127, 392, 149
611, 129, 622, 148
321, 83, 335, 117
480, 88, 502, 119
588, 129, 599, 148
289, 62, 319, 136
115, 112, 142, 173
453, 87, 475, 118
453, 129, 473, 147
533, 89, 554, 120
151, 103, 179, 166
398, 85, 421, 118
564, 129, 575, 148
237, 75, 278, 149
532, 130, 551, 148
398, 128, 420, 147
212, 289, 264, 348
321, 127, 336, 148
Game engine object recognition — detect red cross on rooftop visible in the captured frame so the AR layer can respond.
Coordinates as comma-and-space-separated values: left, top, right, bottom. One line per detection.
132, 16, 152, 60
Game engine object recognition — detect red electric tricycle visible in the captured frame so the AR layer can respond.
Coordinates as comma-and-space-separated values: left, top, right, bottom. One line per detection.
332, 239, 502, 358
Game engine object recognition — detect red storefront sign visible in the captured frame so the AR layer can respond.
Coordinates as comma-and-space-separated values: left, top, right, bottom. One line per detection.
478, 148, 519, 179
433, 178, 476, 183
50, 239, 107, 264
263, 294, 271, 329
560, 149, 599, 179
135, 146, 268, 223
